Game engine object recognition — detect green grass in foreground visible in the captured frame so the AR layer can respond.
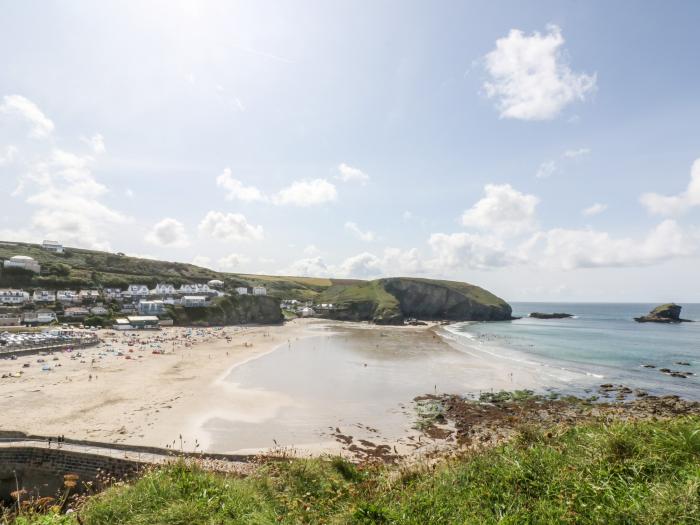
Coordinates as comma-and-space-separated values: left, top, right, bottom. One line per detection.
7, 417, 700, 524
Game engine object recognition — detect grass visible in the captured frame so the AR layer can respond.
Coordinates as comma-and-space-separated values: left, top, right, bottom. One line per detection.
6, 417, 700, 524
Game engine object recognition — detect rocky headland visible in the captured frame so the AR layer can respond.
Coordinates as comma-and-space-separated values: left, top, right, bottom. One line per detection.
529, 312, 573, 319
634, 303, 692, 323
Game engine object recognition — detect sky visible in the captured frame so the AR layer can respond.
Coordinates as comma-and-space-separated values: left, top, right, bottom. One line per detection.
1, 0, 700, 302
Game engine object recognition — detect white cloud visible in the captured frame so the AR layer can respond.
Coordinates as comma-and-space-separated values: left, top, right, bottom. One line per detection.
582, 203, 607, 216
535, 160, 557, 179
16, 147, 129, 250
82, 133, 106, 154
198, 211, 264, 242
483, 25, 596, 120
563, 147, 590, 159
303, 244, 321, 256
402, 211, 413, 221
428, 232, 513, 271
217, 253, 251, 271
145, 217, 189, 247
0, 145, 18, 165
337, 163, 370, 184
345, 221, 375, 242
192, 255, 212, 268
273, 178, 337, 206
280, 256, 330, 277
0, 95, 55, 138
461, 184, 539, 236
640, 158, 700, 216
522, 220, 695, 270
216, 168, 266, 202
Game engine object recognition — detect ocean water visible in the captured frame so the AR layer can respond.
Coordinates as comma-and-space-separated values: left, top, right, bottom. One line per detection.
447, 303, 700, 399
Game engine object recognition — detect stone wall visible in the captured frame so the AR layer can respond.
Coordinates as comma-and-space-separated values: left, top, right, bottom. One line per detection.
0, 446, 145, 502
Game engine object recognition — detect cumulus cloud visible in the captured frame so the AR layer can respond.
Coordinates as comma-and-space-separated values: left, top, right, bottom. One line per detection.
461, 184, 539, 236
428, 232, 513, 271
217, 253, 251, 271
640, 158, 700, 216
16, 147, 129, 250
81, 133, 106, 154
0, 145, 18, 165
337, 163, 370, 184
216, 168, 266, 202
192, 255, 212, 268
0, 95, 55, 138
280, 256, 330, 277
273, 178, 337, 206
145, 217, 189, 247
345, 221, 375, 242
483, 25, 596, 120
198, 211, 264, 242
582, 203, 607, 216
522, 220, 695, 270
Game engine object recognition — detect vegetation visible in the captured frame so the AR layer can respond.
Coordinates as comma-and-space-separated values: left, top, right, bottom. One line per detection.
5, 417, 700, 524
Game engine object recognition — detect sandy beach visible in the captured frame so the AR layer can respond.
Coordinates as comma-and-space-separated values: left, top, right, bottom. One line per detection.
0, 319, 543, 456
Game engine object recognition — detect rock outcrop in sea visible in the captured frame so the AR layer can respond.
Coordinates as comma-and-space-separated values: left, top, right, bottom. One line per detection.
634, 303, 692, 323
529, 312, 573, 319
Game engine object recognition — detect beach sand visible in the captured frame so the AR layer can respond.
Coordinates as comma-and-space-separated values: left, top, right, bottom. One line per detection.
0, 319, 542, 455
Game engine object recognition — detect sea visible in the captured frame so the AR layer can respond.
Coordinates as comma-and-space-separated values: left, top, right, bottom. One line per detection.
446, 302, 700, 400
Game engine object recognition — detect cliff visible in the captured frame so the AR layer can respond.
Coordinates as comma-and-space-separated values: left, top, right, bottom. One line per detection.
317, 277, 512, 325
634, 303, 692, 323
167, 296, 283, 326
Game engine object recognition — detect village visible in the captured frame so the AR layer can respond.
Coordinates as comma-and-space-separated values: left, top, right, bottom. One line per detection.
0, 241, 272, 333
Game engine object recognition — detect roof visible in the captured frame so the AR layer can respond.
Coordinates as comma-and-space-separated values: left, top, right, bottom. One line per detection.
10, 255, 35, 261
126, 316, 160, 322
43, 240, 61, 244
115, 318, 130, 325
182, 295, 206, 300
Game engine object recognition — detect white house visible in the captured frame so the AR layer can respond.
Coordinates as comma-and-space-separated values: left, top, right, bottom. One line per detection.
103, 288, 123, 300
56, 290, 79, 304
3, 255, 41, 273
252, 286, 267, 296
207, 279, 224, 289
64, 306, 89, 318
33, 290, 56, 303
42, 240, 64, 253
151, 283, 176, 296
25, 310, 58, 324
179, 283, 212, 295
300, 307, 316, 317
235, 287, 249, 295
138, 300, 165, 315
182, 295, 207, 308
126, 284, 150, 298
90, 305, 110, 316
78, 290, 101, 302
0, 289, 30, 305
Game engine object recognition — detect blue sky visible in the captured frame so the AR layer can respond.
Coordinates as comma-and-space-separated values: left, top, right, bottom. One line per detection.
1, 1, 700, 302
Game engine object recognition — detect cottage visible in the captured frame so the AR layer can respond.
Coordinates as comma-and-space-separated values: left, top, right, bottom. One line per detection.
23, 310, 58, 325
32, 290, 56, 303
182, 295, 207, 308
235, 287, 249, 295
300, 307, 316, 317
42, 240, 64, 253
113, 318, 133, 330
90, 305, 110, 316
103, 288, 123, 300
64, 306, 89, 318
0, 289, 30, 305
56, 290, 79, 304
151, 283, 176, 296
3, 255, 41, 273
178, 283, 212, 295
138, 299, 165, 315
252, 286, 267, 296
78, 290, 101, 302
0, 312, 21, 326
126, 284, 150, 298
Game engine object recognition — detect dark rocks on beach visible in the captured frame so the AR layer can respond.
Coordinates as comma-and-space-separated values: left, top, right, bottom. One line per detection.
642, 364, 656, 368
660, 368, 671, 373
634, 303, 692, 323
676, 361, 692, 366
529, 312, 574, 319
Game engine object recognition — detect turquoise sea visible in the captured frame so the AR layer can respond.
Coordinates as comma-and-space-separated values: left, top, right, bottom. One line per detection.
447, 303, 700, 399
